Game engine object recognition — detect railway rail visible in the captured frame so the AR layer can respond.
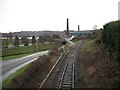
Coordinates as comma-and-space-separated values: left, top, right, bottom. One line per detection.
39, 41, 81, 89
55, 46, 77, 89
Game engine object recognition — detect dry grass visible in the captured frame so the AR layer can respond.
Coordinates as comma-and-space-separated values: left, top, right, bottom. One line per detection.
80, 39, 119, 88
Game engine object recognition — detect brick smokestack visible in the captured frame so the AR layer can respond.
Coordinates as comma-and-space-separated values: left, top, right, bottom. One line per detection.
78, 25, 80, 31
67, 18, 69, 35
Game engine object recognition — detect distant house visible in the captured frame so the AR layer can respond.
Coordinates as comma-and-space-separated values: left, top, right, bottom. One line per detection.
2, 33, 13, 39
11, 31, 62, 37
1, 31, 63, 40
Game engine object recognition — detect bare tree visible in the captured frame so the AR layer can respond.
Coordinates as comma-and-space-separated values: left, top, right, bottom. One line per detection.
21, 36, 29, 46
31, 36, 36, 45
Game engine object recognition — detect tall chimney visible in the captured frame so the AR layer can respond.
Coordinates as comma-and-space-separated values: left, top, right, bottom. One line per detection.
78, 25, 80, 31
67, 18, 69, 35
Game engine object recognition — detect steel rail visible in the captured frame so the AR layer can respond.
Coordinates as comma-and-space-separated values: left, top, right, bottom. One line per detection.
57, 49, 76, 89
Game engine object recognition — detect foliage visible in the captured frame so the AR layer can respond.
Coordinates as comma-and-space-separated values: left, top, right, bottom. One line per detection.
38, 36, 45, 44
31, 36, 36, 45
21, 36, 29, 46
80, 39, 119, 88
53, 34, 60, 38
101, 20, 119, 61
14, 35, 19, 47
61, 39, 66, 45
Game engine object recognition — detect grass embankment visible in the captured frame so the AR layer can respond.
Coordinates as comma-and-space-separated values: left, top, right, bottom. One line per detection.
2, 44, 50, 60
1, 52, 34, 60
80, 39, 119, 88
64, 41, 74, 51
2, 63, 31, 88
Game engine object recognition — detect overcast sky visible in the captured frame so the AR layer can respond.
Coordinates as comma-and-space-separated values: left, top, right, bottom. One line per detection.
0, 0, 119, 33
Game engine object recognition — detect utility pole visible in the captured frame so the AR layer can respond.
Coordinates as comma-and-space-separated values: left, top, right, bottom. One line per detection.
47, 33, 50, 54
48, 35, 50, 53
36, 37, 39, 52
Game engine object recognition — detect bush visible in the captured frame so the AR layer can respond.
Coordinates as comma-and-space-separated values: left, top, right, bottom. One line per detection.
102, 20, 119, 61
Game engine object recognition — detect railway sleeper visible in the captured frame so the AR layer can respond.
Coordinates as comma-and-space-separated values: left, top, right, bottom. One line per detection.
62, 81, 72, 84
61, 84, 71, 89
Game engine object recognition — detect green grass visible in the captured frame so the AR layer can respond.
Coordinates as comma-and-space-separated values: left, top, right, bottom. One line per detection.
2, 63, 31, 88
64, 41, 72, 51
2, 45, 37, 57
2, 44, 50, 60
82, 39, 96, 53
80, 39, 97, 87
2, 52, 35, 60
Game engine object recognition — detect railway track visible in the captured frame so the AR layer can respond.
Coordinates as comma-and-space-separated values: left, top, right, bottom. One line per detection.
56, 46, 77, 89
39, 41, 81, 89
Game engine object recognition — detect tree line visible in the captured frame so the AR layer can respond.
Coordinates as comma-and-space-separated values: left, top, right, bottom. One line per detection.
8, 34, 61, 47
14, 35, 37, 47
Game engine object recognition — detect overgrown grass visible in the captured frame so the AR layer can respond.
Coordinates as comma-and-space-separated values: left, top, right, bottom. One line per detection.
82, 39, 96, 53
80, 39, 119, 88
2, 63, 31, 88
1, 44, 51, 60
64, 41, 73, 51
80, 39, 97, 86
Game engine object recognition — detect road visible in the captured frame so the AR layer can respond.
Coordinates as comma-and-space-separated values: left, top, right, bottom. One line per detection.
0, 51, 48, 82
64, 37, 75, 45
